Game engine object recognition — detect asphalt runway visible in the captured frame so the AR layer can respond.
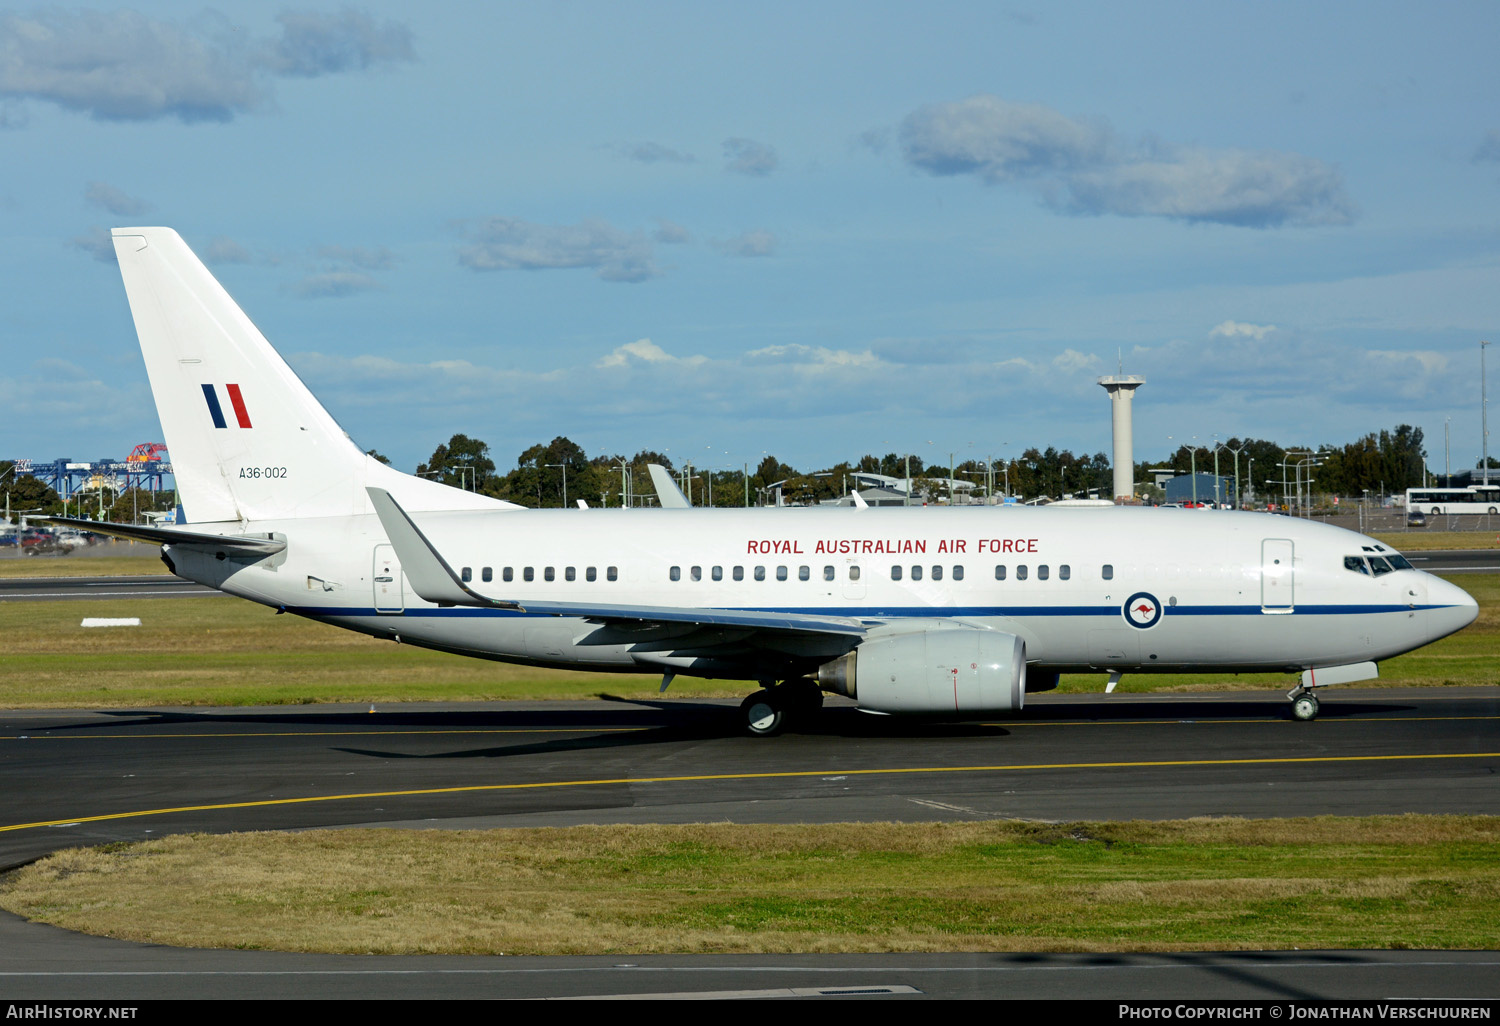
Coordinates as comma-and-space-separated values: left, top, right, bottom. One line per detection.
2, 690, 1497, 999
0, 574, 217, 600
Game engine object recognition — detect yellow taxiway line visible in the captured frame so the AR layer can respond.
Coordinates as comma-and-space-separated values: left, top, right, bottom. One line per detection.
4, 750, 1497, 834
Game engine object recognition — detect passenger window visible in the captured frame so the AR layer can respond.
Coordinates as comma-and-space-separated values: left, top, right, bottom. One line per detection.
824, 566, 835, 581
1344, 556, 1370, 575
1059, 565, 1070, 581
1038, 565, 1049, 581
1102, 564, 1114, 580
524, 567, 534, 582
691, 566, 702, 582
712, 566, 723, 581
931, 565, 943, 581
1016, 565, 1029, 581
481, 567, 492, 583
755, 566, 766, 581
911, 565, 923, 581
544, 567, 555, 582
892, 565, 903, 581
586, 567, 597, 582
799, 565, 810, 581
776, 566, 788, 581
607, 566, 618, 581
733, 566, 745, 581
503, 567, 514, 583
461, 567, 472, 583
995, 565, 1006, 580
953, 566, 964, 581
565, 566, 576, 582
670, 566, 681, 581
849, 566, 861, 581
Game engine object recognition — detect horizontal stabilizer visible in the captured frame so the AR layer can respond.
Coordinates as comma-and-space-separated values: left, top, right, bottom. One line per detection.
40, 517, 286, 556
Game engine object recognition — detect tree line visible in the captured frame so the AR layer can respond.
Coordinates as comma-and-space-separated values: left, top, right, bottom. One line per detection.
407, 424, 1431, 509
0, 424, 1440, 524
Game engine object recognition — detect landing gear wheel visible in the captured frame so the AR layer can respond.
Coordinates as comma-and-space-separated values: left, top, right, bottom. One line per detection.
1291, 693, 1320, 721
741, 690, 786, 736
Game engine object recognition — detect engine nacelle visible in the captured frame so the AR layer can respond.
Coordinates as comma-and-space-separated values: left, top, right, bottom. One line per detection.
818, 628, 1026, 715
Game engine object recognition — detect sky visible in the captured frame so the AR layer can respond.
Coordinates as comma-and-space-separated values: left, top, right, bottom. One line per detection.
2, 1, 1499, 479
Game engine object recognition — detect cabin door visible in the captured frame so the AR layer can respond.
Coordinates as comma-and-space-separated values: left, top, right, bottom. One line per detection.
1261, 539, 1294, 612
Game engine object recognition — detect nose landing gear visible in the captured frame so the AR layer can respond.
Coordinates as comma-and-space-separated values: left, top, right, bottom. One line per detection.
1288, 685, 1321, 721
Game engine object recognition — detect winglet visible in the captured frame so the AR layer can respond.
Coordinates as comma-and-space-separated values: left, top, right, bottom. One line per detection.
647, 463, 691, 508
850, 490, 868, 510
366, 487, 521, 610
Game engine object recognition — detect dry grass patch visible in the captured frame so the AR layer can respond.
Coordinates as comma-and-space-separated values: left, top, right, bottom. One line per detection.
3, 817, 1497, 954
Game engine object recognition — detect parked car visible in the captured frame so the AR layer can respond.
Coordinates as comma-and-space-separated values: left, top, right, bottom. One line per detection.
1406, 509, 1427, 527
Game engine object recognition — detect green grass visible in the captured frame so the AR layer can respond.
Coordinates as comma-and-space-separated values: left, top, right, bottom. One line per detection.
4, 818, 1496, 954
1, 573, 1494, 708
0, 549, 167, 577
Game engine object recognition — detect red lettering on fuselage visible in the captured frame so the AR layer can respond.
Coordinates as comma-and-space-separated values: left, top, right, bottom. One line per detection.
978, 538, 1039, 554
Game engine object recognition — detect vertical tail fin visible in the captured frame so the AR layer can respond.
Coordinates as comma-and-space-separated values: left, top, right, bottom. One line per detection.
111, 228, 513, 523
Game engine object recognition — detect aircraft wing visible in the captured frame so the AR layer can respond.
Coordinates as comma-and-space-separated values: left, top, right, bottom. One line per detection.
366, 487, 865, 637
39, 517, 287, 556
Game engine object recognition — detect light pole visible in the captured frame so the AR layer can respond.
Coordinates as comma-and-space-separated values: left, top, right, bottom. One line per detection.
1216, 441, 1246, 509
1484, 340, 1491, 485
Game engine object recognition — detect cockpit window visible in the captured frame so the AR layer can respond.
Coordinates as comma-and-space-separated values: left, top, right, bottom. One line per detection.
1368, 556, 1395, 576
1344, 556, 1371, 575
1386, 554, 1414, 571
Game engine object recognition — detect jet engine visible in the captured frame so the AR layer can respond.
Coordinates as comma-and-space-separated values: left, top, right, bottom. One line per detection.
817, 627, 1026, 714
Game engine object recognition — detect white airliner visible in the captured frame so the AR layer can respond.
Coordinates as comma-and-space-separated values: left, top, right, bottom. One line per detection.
55, 227, 1478, 733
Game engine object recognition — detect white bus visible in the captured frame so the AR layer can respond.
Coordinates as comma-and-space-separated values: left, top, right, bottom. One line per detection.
1406, 485, 1500, 514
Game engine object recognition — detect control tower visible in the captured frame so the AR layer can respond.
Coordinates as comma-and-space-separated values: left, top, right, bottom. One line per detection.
1098, 375, 1145, 503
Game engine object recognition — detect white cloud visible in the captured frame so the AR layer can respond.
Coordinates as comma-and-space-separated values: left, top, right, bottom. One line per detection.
0, 8, 414, 123
897, 94, 1354, 228
205, 237, 252, 264
290, 271, 384, 299
84, 181, 150, 217
723, 137, 778, 177
1209, 321, 1277, 340
652, 218, 691, 244
259, 9, 414, 78
902, 95, 1111, 183
744, 344, 878, 368
70, 226, 115, 263
1473, 130, 1500, 164
713, 229, 776, 257
317, 244, 394, 271
1052, 349, 1100, 372
458, 216, 659, 283
616, 141, 695, 164
596, 338, 707, 369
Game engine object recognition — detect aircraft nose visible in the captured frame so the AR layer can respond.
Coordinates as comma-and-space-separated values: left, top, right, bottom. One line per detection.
1424, 575, 1479, 638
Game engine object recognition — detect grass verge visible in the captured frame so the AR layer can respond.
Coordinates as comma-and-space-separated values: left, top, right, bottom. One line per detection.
3, 817, 1495, 954
1, 574, 1494, 707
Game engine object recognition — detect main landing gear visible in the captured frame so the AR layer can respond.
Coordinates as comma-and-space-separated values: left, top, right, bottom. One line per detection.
739, 679, 825, 736
1288, 685, 1321, 721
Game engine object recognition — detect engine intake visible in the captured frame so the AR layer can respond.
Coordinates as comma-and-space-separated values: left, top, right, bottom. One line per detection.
818, 628, 1026, 714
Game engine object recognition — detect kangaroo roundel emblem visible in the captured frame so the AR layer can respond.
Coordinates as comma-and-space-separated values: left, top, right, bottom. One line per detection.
1123, 591, 1163, 629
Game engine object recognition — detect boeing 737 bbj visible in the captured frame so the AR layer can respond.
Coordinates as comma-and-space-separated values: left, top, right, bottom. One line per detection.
51, 227, 1479, 734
